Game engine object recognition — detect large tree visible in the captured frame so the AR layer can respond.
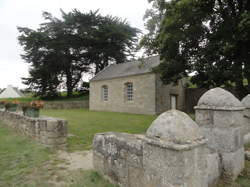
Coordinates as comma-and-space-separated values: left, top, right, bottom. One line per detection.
142, 0, 250, 97
18, 9, 139, 97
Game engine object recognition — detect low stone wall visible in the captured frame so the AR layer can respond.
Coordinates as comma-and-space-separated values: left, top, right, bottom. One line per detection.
44, 100, 89, 109
0, 110, 67, 148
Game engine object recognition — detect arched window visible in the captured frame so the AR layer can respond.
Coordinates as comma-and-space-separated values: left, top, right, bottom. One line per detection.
101, 85, 108, 101
124, 82, 133, 101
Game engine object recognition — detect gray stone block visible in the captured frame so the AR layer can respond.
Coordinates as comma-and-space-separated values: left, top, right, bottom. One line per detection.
213, 110, 244, 128
201, 127, 243, 153
221, 148, 245, 180
195, 110, 213, 127
143, 141, 207, 187
206, 152, 221, 186
0, 110, 67, 148
244, 133, 250, 145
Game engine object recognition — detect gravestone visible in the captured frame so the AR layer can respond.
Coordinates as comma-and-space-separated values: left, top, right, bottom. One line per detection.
93, 110, 207, 187
195, 87, 245, 183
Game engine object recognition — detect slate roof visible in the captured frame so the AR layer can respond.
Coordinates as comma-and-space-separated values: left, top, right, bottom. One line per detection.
91, 56, 160, 81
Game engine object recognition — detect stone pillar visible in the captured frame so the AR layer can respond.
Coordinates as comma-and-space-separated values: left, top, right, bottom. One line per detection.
93, 110, 208, 187
195, 87, 245, 183
241, 94, 250, 144
144, 110, 207, 187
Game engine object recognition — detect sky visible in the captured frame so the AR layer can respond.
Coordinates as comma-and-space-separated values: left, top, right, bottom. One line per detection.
0, 0, 150, 89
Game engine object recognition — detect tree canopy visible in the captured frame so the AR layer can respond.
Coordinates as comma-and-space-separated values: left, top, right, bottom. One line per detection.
142, 0, 250, 97
18, 9, 139, 97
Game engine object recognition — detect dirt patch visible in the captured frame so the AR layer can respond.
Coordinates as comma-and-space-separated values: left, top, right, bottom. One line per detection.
56, 150, 93, 171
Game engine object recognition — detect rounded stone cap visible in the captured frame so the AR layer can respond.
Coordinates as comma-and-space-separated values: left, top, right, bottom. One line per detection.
196, 87, 243, 110
146, 110, 202, 144
242, 94, 250, 108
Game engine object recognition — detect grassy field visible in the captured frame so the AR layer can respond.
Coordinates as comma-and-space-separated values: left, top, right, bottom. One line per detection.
1, 108, 250, 186
41, 109, 156, 151
0, 122, 116, 187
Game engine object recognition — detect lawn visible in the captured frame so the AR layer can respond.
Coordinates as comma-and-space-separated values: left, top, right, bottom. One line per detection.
41, 109, 156, 151
1, 108, 250, 186
0, 121, 116, 187
0, 123, 51, 186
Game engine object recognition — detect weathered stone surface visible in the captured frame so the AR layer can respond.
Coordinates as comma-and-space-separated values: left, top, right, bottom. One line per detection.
146, 110, 202, 143
43, 100, 89, 109
143, 139, 207, 187
196, 87, 243, 110
200, 127, 243, 153
213, 110, 244, 128
206, 151, 221, 187
242, 94, 250, 109
195, 87, 245, 183
93, 132, 144, 187
221, 148, 245, 180
0, 110, 67, 148
244, 133, 250, 145
90, 72, 186, 115
93, 110, 207, 187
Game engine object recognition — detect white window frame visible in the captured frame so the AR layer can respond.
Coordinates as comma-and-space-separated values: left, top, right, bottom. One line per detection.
102, 85, 108, 101
125, 82, 133, 101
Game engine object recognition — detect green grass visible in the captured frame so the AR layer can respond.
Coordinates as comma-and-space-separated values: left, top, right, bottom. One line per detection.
0, 123, 51, 186
1, 109, 250, 186
0, 121, 116, 186
41, 109, 156, 151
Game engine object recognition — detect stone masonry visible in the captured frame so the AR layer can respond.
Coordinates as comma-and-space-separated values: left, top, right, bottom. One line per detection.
93, 110, 207, 187
0, 110, 67, 148
43, 100, 89, 110
93, 87, 247, 187
241, 94, 250, 144
195, 88, 245, 184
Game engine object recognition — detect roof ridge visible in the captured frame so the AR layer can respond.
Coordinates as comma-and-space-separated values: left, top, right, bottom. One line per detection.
90, 55, 160, 82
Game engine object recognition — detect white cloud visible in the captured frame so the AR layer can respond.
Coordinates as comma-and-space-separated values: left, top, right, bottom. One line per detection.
0, 0, 150, 89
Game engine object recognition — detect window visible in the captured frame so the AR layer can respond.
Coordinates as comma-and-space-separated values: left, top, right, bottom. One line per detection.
102, 85, 108, 101
125, 82, 133, 101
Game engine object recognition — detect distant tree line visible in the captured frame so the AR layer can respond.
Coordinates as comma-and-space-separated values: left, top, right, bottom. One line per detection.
141, 0, 250, 98
18, 9, 140, 98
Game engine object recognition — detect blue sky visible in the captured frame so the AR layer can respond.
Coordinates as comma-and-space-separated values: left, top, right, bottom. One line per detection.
0, 0, 150, 89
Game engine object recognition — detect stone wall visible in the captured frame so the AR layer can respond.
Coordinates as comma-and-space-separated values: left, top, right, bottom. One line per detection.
0, 110, 67, 148
90, 73, 185, 115
185, 88, 208, 113
43, 100, 89, 109
155, 75, 186, 114
93, 110, 207, 187
90, 73, 157, 115
93, 88, 247, 187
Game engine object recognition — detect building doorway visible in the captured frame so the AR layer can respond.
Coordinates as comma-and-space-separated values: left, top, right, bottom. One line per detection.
170, 94, 177, 109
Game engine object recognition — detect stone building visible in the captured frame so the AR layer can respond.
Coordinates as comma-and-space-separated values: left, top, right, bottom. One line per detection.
89, 56, 186, 115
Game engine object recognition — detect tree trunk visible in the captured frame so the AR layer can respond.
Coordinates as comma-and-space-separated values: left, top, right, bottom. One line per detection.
235, 79, 246, 99
65, 70, 73, 97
